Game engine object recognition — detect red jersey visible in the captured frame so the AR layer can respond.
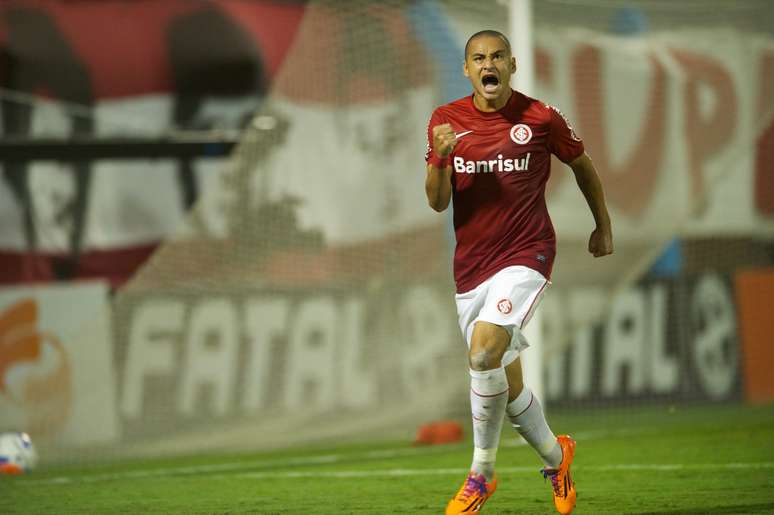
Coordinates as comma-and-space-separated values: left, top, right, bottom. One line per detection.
426, 90, 584, 293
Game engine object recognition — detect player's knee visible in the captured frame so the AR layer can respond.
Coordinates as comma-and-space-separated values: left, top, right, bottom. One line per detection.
469, 346, 505, 371
469, 321, 509, 370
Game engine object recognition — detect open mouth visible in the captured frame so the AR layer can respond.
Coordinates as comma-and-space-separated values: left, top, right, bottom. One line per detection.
481, 74, 500, 94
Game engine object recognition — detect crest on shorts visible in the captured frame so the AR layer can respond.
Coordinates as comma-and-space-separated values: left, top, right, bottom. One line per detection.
510, 124, 532, 145
497, 298, 513, 315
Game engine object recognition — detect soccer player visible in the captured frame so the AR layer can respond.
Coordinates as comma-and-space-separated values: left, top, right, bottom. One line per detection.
425, 30, 613, 515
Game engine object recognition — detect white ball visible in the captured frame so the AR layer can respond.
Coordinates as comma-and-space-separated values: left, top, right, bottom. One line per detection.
0, 432, 38, 474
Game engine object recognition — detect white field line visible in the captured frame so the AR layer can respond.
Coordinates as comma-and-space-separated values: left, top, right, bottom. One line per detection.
20, 459, 774, 486
21, 445, 463, 485
233, 462, 774, 480
18, 427, 772, 486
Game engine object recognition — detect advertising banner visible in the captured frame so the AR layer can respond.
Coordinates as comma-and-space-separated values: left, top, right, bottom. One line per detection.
543, 272, 741, 405
113, 279, 466, 442
0, 281, 119, 446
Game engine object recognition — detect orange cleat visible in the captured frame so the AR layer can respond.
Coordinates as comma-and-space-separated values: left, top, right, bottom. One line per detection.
542, 435, 577, 514
445, 472, 497, 514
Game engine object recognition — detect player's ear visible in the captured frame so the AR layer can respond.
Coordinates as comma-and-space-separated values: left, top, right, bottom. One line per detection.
463, 59, 470, 78
510, 57, 517, 75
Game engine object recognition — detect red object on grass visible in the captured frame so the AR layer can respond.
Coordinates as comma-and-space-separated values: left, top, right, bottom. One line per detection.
413, 420, 464, 446
0, 462, 24, 475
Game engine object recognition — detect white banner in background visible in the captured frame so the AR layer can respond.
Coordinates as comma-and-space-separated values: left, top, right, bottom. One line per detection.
0, 282, 119, 446
200, 28, 774, 244
0, 29, 772, 254
537, 29, 771, 239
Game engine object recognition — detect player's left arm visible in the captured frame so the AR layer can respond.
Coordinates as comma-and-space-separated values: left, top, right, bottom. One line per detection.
569, 152, 614, 258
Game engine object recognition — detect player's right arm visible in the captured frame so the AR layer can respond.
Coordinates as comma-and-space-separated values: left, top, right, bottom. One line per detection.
425, 123, 456, 212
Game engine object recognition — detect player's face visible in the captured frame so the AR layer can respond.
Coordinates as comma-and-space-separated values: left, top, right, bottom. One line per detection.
463, 36, 516, 104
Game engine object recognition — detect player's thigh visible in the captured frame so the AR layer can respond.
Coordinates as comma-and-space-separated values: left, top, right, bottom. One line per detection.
456, 266, 548, 364
475, 266, 549, 367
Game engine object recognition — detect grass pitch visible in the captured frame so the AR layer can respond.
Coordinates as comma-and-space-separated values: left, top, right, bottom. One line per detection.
4, 404, 774, 514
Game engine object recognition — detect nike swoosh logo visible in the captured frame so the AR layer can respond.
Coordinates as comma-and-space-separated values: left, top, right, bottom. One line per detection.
455, 130, 473, 139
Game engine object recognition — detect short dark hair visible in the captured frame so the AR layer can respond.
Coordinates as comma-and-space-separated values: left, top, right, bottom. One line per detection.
464, 30, 512, 57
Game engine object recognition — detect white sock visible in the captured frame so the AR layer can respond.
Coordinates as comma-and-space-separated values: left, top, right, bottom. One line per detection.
506, 386, 562, 469
469, 367, 509, 480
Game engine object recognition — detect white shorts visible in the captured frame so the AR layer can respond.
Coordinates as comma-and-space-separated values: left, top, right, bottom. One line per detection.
455, 265, 550, 367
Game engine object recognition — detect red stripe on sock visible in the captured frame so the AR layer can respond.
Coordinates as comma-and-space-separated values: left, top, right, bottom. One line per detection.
471, 388, 509, 398
511, 392, 534, 418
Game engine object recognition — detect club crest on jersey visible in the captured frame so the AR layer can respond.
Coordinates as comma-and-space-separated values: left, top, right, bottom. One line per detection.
497, 299, 513, 315
510, 124, 532, 144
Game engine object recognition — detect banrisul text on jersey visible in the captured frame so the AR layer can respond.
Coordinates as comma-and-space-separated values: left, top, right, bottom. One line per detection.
453, 153, 531, 174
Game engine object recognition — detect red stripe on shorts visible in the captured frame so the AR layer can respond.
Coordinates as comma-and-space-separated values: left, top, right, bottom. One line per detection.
520, 279, 549, 329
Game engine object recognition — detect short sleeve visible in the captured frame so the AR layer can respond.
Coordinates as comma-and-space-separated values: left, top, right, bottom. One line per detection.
547, 104, 584, 164
425, 108, 446, 163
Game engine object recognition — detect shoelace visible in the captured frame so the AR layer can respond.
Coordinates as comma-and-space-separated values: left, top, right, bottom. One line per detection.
542, 469, 562, 497
458, 473, 487, 500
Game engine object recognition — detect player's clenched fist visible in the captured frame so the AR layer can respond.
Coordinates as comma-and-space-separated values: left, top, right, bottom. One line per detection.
432, 123, 457, 158
588, 226, 614, 258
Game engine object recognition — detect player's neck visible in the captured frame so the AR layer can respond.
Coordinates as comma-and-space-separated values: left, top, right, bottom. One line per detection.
472, 90, 512, 112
